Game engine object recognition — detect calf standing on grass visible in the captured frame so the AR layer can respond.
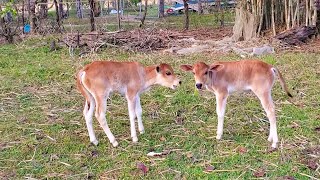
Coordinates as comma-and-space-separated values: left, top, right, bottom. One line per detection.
181, 60, 292, 148
77, 61, 181, 147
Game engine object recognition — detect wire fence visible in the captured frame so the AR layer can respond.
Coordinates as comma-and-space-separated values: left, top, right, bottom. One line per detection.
0, 0, 236, 37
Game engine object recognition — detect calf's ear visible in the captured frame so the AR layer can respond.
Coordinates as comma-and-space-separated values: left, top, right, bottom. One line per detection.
180, 65, 193, 72
209, 64, 224, 72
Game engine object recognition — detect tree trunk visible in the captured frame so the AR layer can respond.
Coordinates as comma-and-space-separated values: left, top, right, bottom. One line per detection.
40, 0, 48, 19
232, 0, 258, 41
183, 0, 189, 30
285, 0, 290, 29
53, 0, 61, 32
297, 0, 300, 26
257, 0, 263, 36
198, 0, 203, 14
220, 0, 224, 26
311, 0, 317, 25
29, 0, 37, 33
264, 1, 269, 29
107, 0, 109, 14
306, 0, 309, 25
290, 0, 294, 27
271, 0, 276, 35
140, 0, 148, 27
89, 0, 96, 31
116, 0, 121, 30
59, 0, 64, 19
94, 0, 101, 17
232, 0, 318, 40
316, 0, 320, 33
22, 0, 25, 28
159, 0, 164, 18
308, 0, 313, 25
76, 0, 83, 18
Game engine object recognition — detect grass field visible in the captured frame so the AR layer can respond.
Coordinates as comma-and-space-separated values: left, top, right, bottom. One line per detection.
0, 35, 319, 179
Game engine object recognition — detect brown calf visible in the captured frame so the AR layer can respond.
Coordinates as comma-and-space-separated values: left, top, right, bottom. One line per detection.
77, 61, 181, 147
181, 60, 292, 148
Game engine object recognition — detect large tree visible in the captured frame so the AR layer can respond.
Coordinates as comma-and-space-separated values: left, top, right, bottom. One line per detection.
140, 0, 148, 27
183, 0, 189, 30
89, 0, 96, 31
316, 0, 320, 32
28, 0, 37, 33
53, 0, 61, 32
159, 0, 164, 18
39, 0, 48, 19
76, 0, 83, 18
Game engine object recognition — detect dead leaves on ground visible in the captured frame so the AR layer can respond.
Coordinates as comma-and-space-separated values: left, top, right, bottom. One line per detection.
136, 162, 149, 175
186, 152, 193, 158
204, 165, 215, 173
306, 160, 318, 170
237, 146, 247, 154
253, 168, 266, 177
281, 176, 295, 180
159, 136, 166, 142
91, 150, 98, 158
301, 146, 320, 171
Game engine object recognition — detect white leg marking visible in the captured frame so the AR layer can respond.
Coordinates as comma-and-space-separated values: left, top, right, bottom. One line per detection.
135, 96, 144, 134
94, 94, 118, 147
127, 97, 138, 143
257, 91, 278, 148
84, 98, 98, 145
216, 93, 228, 140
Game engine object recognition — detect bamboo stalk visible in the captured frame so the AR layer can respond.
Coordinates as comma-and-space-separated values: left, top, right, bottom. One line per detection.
285, 0, 290, 29
290, 0, 295, 27
271, 0, 276, 35
306, 0, 309, 25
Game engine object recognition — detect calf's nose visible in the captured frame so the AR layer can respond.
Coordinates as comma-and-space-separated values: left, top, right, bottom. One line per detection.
196, 83, 202, 89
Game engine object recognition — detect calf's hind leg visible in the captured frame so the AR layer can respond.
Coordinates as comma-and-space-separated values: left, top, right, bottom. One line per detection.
94, 93, 118, 147
254, 90, 278, 148
84, 98, 98, 145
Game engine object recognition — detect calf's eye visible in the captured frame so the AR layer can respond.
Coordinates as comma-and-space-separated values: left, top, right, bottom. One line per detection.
166, 72, 172, 76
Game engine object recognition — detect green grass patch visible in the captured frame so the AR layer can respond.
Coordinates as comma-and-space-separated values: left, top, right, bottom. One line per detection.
0, 37, 319, 179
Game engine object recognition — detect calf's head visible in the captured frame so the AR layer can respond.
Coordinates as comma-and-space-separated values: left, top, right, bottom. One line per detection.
156, 63, 181, 89
180, 62, 224, 90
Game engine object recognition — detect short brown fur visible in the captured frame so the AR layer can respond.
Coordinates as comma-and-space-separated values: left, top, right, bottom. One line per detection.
77, 61, 180, 147
181, 60, 292, 148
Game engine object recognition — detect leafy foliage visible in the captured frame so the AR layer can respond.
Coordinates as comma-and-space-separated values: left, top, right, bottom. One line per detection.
0, 0, 17, 18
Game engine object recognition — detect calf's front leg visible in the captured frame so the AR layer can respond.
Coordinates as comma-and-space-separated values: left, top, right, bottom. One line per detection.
215, 92, 228, 140
135, 96, 144, 134
126, 94, 138, 143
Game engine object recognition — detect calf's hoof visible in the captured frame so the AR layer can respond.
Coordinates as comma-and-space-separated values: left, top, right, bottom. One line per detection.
91, 139, 99, 146
132, 136, 138, 143
112, 140, 119, 147
216, 134, 222, 140
271, 142, 277, 149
